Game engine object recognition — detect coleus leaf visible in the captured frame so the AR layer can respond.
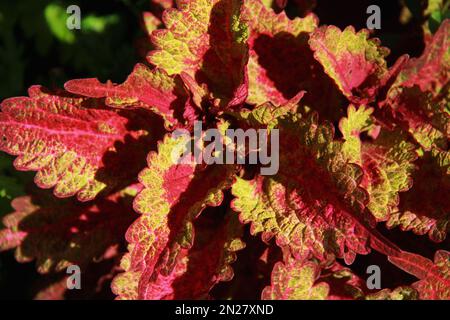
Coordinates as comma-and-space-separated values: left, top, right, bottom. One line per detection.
262, 255, 418, 300
233, 91, 305, 129
147, 0, 249, 108
340, 105, 418, 221
65, 63, 194, 129
309, 26, 390, 104
143, 12, 162, 37
387, 149, 450, 242
364, 287, 419, 300
382, 20, 449, 152
112, 134, 236, 299
231, 111, 401, 265
262, 257, 329, 299
0, 86, 159, 201
242, 0, 318, 106
320, 261, 418, 300
389, 19, 449, 95
0, 185, 138, 273
389, 250, 450, 299
138, 210, 245, 299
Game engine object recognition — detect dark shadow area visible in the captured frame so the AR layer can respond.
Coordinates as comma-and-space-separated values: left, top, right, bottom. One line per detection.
313, 0, 425, 65
197, 0, 248, 107
0, 0, 144, 100
94, 108, 166, 197
0, 186, 137, 299
397, 151, 450, 229
211, 225, 282, 300
252, 32, 346, 123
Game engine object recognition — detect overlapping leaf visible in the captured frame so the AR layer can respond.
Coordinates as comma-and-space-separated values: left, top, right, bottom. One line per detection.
65, 64, 195, 128
0, 185, 138, 273
112, 134, 236, 299
381, 20, 449, 153
263, 256, 418, 300
139, 210, 244, 299
309, 26, 390, 104
232, 111, 400, 265
321, 260, 419, 300
0, 86, 159, 201
148, 0, 249, 108
0, 0, 448, 301
387, 149, 450, 242
340, 105, 418, 221
389, 250, 450, 299
262, 257, 329, 299
243, 0, 318, 105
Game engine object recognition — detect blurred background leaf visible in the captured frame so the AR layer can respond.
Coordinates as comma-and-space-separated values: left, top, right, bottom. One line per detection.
0, 0, 147, 299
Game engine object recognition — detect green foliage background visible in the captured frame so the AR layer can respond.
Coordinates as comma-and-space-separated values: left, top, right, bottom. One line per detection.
0, 0, 149, 299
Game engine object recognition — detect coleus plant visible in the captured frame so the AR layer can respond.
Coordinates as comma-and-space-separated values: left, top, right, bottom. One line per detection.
0, 0, 449, 300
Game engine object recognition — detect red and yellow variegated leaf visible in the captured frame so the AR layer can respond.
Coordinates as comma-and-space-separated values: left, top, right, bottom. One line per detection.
389, 250, 450, 299
65, 64, 194, 128
112, 134, 236, 299
0, 185, 139, 273
0, 86, 159, 201
263, 257, 418, 300
364, 287, 419, 300
383, 89, 449, 152
340, 105, 418, 221
242, 0, 318, 106
391, 19, 449, 96
232, 112, 401, 265
143, 12, 162, 37
382, 21, 449, 152
321, 261, 418, 300
387, 149, 450, 242
262, 257, 329, 299
139, 210, 245, 299
148, 0, 249, 108
309, 26, 390, 104
233, 91, 305, 129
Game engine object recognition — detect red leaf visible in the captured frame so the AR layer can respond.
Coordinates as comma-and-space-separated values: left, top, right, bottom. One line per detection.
232, 112, 401, 265
0, 185, 139, 273
65, 64, 195, 128
387, 150, 450, 242
112, 134, 236, 299
148, 0, 249, 108
262, 257, 329, 299
139, 211, 244, 299
0, 86, 160, 201
389, 250, 450, 299
380, 21, 449, 152
309, 26, 390, 104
